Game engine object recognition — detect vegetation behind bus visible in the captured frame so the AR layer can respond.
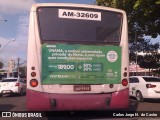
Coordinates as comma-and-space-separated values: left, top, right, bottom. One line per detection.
96, 0, 160, 75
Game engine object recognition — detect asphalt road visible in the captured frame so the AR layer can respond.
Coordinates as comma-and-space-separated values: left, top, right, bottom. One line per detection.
0, 95, 160, 120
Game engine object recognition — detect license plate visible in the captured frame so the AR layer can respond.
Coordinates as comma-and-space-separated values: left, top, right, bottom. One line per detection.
74, 85, 91, 91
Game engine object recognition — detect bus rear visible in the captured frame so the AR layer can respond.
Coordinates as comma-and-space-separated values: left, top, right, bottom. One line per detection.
27, 3, 129, 111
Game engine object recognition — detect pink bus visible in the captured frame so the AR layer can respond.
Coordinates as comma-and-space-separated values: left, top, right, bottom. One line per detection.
27, 3, 129, 111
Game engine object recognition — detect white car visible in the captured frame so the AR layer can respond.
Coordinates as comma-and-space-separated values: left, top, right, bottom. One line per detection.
0, 77, 26, 97
129, 76, 160, 102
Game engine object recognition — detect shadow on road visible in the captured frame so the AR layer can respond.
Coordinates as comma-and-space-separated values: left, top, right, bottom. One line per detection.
45, 99, 139, 119
1, 94, 26, 97
144, 99, 160, 103
130, 96, 160, 103
0, 104, 16, 111
128, 98, 139, 111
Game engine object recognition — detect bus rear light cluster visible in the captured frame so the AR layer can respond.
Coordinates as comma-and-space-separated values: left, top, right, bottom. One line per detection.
123, 67, 128, 77
30, 79, 38, 87
122, 67, 128, 86
122, 79, 128, 86
30, 66, 38, 87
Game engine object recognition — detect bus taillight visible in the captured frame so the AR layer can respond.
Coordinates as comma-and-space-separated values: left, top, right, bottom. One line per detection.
123, 67, 127, 77
123, 72, 127, 77
30, 79, 38, 87
31, 72, 36, 77
31, 66, 35, 70
122, 79, 128, 86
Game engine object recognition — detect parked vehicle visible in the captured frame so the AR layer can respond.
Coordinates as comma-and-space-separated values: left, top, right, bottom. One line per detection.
129, 76, 160, 102
0, 77, 26, 97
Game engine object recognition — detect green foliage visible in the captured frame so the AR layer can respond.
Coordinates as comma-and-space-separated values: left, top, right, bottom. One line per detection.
156, 0, 160, 4
138, 53, 160, 69
96, 0, 160, 38
129, 39, 159, 54
96, 0, 160, 72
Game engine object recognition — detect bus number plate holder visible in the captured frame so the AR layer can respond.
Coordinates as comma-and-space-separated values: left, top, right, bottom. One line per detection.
74, 85, 91, 91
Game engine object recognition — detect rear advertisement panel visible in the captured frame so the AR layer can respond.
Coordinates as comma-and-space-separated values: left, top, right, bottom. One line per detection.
42, 44, 121, 84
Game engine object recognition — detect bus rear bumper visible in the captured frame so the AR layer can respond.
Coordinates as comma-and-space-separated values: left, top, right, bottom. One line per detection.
27, 88, 129, 111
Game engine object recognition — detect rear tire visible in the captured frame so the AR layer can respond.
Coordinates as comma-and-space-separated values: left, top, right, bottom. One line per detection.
0, 94, 2, 97
136, 91, 144, 102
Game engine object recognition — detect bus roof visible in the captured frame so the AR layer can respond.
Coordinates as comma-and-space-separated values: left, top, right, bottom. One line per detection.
30, 3, 126, 15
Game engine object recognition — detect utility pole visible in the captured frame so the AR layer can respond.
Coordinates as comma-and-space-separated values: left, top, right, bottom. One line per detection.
0, 19, 7, 49
17, 58, 20, 77
135, 31, 138, 76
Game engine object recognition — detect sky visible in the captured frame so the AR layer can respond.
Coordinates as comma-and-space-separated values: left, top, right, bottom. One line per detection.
0, 0, 96, 68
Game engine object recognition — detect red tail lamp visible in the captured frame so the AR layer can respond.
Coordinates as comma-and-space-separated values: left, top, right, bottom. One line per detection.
122, 79, 128, 86
30, 79, 38, 87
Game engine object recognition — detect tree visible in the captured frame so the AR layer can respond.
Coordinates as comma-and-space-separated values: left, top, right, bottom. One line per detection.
96, 0, 160, 73
96, 0, 160, 39
137, 53, 160, 75
129, 38, 159, 60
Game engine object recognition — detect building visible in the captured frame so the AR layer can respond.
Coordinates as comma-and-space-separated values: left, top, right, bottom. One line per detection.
129, 62, 156, 76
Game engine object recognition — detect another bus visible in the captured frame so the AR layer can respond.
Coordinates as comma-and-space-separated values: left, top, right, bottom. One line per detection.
27, 3, 129, 111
